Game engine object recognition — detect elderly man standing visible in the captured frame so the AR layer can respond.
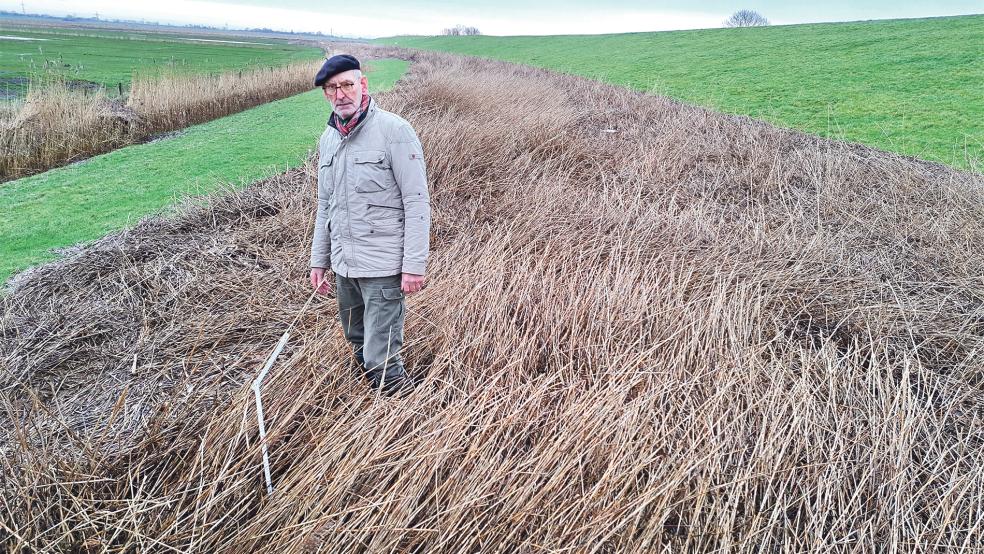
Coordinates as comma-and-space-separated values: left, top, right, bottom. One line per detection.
309, 54, 430, 395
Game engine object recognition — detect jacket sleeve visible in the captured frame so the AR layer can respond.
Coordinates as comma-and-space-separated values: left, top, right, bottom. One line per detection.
389, 123, 431, 275
310, 134, 332, 269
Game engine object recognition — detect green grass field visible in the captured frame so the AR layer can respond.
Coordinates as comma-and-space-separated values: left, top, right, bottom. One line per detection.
0, 59, 408, 284
381, 15, 983, 171
0, 24, 324, 96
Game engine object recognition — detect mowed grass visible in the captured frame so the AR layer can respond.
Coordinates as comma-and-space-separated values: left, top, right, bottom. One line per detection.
0, 59, 408, 283
381, 15, 984, 171
0, 25, 324, 94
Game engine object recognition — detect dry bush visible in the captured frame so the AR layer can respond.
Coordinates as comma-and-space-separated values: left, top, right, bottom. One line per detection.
2, 50, 983, 552
0, 61, 321, 182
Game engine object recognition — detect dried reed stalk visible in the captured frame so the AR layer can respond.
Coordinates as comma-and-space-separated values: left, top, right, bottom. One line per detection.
1, 47, 983, 552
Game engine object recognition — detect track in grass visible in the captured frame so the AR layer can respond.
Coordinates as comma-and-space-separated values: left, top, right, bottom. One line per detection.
381, 15, 984, 171
0, 58, 409, 283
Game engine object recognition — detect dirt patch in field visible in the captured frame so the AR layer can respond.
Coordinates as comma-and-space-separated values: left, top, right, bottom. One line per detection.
146, 129, 187, 143
64, 78, 103, 93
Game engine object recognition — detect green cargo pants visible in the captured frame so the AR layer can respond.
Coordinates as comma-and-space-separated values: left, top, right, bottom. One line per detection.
335, 273, 408, 391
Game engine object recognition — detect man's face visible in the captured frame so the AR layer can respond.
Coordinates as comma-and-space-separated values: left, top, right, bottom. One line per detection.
323, 69, 368, 120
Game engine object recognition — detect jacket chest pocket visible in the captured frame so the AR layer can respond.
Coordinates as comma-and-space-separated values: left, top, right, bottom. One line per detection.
352, 150, 394, 193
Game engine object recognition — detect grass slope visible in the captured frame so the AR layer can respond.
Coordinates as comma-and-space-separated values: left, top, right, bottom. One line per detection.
381, 15, 984, 171
0, 58, 408, 283
0, 24, 324, 94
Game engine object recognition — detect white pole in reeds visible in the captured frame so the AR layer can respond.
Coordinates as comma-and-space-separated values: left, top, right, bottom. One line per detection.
252, 330, 291, 495
249, 277, 331, 495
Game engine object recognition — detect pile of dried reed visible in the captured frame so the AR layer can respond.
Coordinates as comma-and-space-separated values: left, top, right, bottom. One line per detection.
2, 49, 983, 552
0, 60, 320, 181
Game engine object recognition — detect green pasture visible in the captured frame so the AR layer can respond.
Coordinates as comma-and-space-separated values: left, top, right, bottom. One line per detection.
0, 24, 324, 96
381, 15, 984, 171
0, 58, 409, 284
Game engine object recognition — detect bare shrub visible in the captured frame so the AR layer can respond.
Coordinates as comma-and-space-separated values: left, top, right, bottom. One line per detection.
725, 9, 770, 27
442, 24, 481, 36
0, 61, 321, 182
1, 49, 983, 551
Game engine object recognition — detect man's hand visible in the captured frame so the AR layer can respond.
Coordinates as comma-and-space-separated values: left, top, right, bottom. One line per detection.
402, 272, 426, 294
310, 267, 334, 296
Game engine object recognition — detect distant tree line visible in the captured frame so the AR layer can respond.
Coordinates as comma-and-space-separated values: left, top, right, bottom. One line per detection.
442, 24, 481, 36
724, 9, 770, 27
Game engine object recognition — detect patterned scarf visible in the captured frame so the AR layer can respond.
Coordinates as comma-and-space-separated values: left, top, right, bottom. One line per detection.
330, 93, 371, 137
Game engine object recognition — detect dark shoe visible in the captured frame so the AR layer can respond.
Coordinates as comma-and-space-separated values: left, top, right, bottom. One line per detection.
383, 376, 416, 398
368, 373, 415, 398
349, 350, 368, 379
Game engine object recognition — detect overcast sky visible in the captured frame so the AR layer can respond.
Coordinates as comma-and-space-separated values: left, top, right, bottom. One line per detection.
1, 0, 981, 37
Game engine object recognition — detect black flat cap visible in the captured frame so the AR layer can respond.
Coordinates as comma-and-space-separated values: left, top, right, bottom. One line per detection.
315, 54, 361, 87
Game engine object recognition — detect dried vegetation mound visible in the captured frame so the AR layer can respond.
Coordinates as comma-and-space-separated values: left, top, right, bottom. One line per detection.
2, 50, 984, 552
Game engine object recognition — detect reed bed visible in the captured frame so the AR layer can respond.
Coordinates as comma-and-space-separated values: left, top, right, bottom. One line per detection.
128, 62, 322, 134
0, 61, 321, 182
0, 84, 136, 181
1, 49, 983, 552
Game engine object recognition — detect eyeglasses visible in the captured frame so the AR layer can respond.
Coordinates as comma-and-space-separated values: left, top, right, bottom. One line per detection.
324, 81, 357, 95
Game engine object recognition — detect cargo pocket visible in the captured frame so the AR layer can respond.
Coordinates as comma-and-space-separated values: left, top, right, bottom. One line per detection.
381, 287, 405, 301
380, 286, 406, 324
353, 151, 393, 193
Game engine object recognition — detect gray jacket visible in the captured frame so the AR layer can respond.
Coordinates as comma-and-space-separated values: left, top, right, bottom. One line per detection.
310, 99, 431, 277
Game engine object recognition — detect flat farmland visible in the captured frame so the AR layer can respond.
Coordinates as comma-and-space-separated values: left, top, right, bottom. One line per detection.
0, 24, 325, 95
382, 15, 984, 171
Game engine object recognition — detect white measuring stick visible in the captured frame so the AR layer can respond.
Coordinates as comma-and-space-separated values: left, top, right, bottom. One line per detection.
252, 330, 291, 495
249, 275, 332, 495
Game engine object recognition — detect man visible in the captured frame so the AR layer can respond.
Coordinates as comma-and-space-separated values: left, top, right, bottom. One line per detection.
308, 54, 430, 395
